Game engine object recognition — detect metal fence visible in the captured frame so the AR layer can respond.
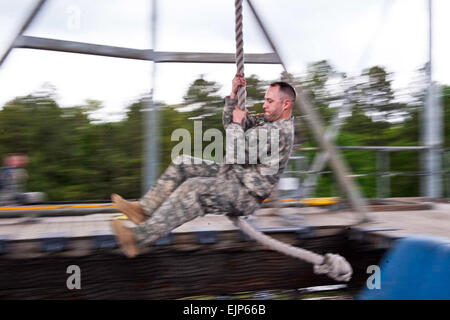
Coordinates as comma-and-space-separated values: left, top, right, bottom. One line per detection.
282, 146, 449, 199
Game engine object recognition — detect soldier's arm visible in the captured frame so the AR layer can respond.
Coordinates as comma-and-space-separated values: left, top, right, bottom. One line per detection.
227, 122, 291, 199
222, 97, 260, 131
241, 113, 260, 131
222, 96, 237, 129
255, 121, 294, 177
224, 121, 260, 166
224, 73, 260, 131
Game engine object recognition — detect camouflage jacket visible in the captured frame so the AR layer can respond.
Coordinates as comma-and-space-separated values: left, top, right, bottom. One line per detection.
0, 167, 26, 194
222, 96, 294, 200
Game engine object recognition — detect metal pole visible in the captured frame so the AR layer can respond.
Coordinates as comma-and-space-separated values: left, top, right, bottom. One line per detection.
423, 0, 442, 198
444, 151, 450, 198
245, 0, 286, 71
13, 36, 281, 63
143, 0, 159, 193
376, 151, 390, 198
0, 0, 48, 68
302, 93, 352, 197
247, 0, 370, 223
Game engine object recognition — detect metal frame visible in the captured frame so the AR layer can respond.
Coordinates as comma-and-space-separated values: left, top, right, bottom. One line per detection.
296, 146, 430, 151
0, 0, 48, 67
422, 0, 443, 198
301, 93, 352, 198
0, 1, 444, 220
0, 0, 373, 223
12, 35, 281, 64
0, 0, 281, 193
288, 146, 431, 199
144, 0, 159, 193
246, 0, 371, 222
0, 1, 281, 66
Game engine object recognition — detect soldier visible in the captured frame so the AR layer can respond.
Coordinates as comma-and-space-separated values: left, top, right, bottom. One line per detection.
111, 73, 296, 257
0, 154, 29, 206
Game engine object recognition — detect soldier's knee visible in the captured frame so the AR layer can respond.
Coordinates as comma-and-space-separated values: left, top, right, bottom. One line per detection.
172, 154, 191, 166
182, 177, 201, 187
172, 155, 204, 166
178, 177, 210, 195
168, 155, 193, 178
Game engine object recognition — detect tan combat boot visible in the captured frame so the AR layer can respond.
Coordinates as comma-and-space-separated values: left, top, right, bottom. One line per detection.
111, 193, 146, 224
111, 219, 139, 258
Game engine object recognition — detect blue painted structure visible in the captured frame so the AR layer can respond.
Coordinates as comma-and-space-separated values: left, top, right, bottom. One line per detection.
359, 235, 450, 300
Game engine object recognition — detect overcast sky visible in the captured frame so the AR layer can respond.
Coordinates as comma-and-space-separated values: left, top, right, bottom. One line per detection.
0, 0, 448, 121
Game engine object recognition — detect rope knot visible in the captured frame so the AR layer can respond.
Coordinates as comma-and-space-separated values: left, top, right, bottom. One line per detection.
313, 253, 353, 282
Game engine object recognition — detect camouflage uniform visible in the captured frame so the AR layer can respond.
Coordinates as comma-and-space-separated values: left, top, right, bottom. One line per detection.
0, 167, 27, 206
134, 96, 294, 246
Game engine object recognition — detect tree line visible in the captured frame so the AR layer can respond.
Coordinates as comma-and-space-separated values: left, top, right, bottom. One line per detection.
0, 60, 448, 201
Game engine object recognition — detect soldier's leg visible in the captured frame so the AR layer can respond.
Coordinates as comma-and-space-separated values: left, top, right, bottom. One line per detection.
113, 176, 262, 257
113, 155, 219, 224
113, 177, 211, 257
0, 190, 15, 206
134, 177, 213, 245
134, 176, 262, 246
139, 155, 219, 217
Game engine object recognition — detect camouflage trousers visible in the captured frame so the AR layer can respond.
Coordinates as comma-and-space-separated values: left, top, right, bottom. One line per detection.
134, 155, 262, 246
0, 191, 27, 206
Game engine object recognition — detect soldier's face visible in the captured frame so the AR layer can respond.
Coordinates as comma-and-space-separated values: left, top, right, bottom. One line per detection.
9, 156, 21, 167
263, 86, 284, 122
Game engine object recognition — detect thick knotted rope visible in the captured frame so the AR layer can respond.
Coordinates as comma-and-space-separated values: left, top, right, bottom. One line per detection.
234, 217, 353, 282
235, 0, 246, 110
231, 0, 352, 282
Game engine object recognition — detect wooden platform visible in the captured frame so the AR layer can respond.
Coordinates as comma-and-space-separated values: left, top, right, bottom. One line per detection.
0, 198, 447, 242
0, 198, 448, 299
301, 201, 450, 239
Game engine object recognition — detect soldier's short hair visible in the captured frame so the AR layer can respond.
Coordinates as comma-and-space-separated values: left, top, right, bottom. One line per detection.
269, 82, 296, 103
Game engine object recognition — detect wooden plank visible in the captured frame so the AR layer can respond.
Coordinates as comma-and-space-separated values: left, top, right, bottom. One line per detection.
0, 199, 448, 242
0, 231, 364, 299
305, 202, 450, 239
1, 198, 446, 299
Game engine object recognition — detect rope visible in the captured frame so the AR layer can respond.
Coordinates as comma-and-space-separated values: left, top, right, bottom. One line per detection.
233, 217, 352, 282
231, 0, 352, 282
235, 0, 246, 110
